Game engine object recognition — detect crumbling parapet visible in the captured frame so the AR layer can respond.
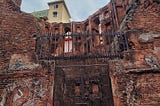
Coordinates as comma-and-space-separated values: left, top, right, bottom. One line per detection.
12, 0, 22, 7
5, 0, 22, 11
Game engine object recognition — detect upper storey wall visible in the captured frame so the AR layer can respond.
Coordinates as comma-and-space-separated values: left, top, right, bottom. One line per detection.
0, 0, 43, 72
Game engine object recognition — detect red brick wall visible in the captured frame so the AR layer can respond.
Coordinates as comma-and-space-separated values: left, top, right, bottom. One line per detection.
0, 0, 43, 72
0, 1, 54, 106
110, 1, 160, 106
13, 0, 22, 6
0, 0, 160, 106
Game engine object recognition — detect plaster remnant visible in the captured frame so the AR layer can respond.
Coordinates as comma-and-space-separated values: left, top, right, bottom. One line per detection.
139, 33, 160, 43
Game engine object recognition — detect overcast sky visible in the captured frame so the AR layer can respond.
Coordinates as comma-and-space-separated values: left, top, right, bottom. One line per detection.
21, 0, 109, 21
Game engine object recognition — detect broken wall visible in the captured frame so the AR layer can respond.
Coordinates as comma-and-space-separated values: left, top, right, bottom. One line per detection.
110, 0, 160, 105
0, 0, 54, 106
1, 0, 160, 106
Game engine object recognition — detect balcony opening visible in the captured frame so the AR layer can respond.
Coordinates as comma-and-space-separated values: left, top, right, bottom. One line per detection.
64, 27, 72, 53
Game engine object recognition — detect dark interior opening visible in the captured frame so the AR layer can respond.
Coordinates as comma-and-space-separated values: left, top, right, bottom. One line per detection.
53, 65, 114, 106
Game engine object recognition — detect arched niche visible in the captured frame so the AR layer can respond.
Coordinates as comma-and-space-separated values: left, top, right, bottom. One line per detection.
64, 27, 71, 34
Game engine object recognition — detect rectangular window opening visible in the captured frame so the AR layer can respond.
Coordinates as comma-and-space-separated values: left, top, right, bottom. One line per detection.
54, 3, 58, 9
53, 12, 58, 17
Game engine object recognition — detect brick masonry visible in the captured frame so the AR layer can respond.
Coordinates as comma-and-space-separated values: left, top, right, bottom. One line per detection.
0, 0, 54, 106
109, 0, 160, 106
0, 0, 160, 106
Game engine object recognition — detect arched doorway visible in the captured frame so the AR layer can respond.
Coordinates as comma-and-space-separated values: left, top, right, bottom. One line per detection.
64, 27, 72, 53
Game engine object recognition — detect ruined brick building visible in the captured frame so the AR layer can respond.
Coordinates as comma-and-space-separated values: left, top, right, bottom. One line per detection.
0, 0, 160, 106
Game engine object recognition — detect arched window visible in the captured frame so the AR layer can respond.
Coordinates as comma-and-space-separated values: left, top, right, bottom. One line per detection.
64, 27, 72, 53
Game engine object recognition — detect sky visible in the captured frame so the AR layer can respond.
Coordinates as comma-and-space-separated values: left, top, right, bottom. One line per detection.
21, 0, 109, 21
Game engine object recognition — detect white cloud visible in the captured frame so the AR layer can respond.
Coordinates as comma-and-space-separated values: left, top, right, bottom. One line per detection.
21, 0, 110, 21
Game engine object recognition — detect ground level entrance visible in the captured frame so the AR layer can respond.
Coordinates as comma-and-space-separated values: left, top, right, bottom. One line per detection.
53, 61, 114, 106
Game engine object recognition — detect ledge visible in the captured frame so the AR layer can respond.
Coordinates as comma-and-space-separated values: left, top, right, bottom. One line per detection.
125, 68, 160, 75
